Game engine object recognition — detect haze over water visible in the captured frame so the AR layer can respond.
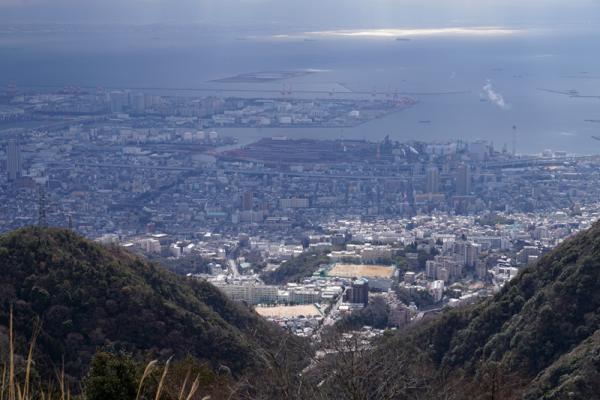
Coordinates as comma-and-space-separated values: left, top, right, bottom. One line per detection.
2, 23, 600, 155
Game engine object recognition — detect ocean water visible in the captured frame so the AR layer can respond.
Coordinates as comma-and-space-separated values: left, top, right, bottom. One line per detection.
1, 27, 600, 154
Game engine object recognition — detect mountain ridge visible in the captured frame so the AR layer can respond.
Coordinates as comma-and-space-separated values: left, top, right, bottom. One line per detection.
0, 226, 300, 380
386, 220, 600, 398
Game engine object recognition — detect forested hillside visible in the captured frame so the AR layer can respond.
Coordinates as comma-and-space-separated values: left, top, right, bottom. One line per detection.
390, 220, 600, 398
0, 227, 302, 382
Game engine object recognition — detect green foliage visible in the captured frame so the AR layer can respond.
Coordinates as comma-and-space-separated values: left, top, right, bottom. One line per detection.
83, 352, 139, 400
404, 243, 417, 253
394, 220, 600, 398
417, 249, 432, 270
253, 221, 600, 399
153, 254, 211, 275
393, 256, 409, 272
261, 251, 330, 284
334, 297, 390, 332
523, 329, 600, 399
395, 286, 435, 308
0, 227, 303, 381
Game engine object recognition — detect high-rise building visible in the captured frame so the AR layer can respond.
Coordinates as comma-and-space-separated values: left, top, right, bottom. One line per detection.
428, 280, 445, 302
279, 197, 309, 209
242, 191, 254, 210
350, 278, 369, 306
109, 91, 128, 113
7, 139, 21, 181
465, 243, 480, 268
453, 241, 480, 268
404, 271, 416, 284
425, 166, 439, 193
426, 260, 437, 279
212, 282, 278, 305
133, 93, 146, 114
455, 163, 471, 195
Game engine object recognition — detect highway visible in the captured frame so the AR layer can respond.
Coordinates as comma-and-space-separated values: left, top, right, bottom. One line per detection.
46, 155, 596, 182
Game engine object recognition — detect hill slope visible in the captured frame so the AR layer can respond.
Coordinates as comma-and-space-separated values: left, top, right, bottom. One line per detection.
309, 221, 600, 399
401, 220, 600, 397
0, 227, 299, 378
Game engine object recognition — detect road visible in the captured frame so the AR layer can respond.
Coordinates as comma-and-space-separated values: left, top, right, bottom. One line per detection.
21, 83, 471, 99
415, 303, 446, 321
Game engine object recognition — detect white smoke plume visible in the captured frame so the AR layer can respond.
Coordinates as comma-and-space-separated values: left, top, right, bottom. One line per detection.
483, 79, 510, 110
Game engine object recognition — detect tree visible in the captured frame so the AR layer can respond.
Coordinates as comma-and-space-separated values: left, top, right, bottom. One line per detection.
83, 352, 139, 400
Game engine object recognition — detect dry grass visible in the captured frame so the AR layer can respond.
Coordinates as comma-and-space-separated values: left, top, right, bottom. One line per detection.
1, 308, 206, 400
1, 308, 51, 400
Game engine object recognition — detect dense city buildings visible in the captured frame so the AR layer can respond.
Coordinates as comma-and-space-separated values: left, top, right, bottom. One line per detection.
4, 0, 600, 397
6, 138, 21, 181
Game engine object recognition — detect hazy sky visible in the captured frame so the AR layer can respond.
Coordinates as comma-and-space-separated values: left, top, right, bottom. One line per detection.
1, 0, 599, 29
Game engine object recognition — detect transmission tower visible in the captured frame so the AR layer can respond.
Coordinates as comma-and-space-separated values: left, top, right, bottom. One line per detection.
512, 125, 518, 156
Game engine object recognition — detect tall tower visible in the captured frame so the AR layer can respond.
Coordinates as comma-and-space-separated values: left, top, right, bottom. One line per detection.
455, 163, 471, 195
110, 91, 126, 113
6, 139, 22, 181
425, 166, 440, 194
242, 191, 254, 211
512, 125, 517, 156
133, 92, 146, 114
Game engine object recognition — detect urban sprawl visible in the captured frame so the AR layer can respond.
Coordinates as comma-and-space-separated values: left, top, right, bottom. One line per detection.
2, 87, 599, 340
